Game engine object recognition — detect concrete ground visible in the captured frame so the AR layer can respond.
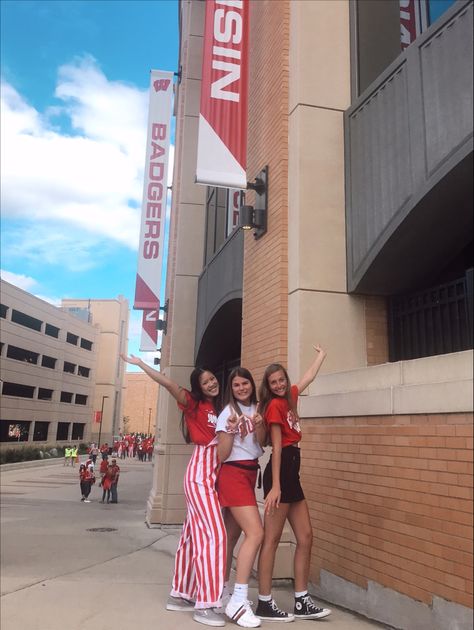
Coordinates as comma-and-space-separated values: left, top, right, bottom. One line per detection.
0, 458, 391, 630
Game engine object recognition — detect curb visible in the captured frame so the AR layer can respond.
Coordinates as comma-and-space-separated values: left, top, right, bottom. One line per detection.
1, 457, 83, 472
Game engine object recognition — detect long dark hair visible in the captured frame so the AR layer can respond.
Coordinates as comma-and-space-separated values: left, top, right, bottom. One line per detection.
224, 367, 257, 415
258, 363, 297, 417
180, 366, 221, 444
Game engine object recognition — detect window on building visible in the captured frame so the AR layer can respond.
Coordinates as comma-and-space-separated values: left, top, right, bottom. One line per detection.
75, 394, 88, 405
2, 382, 35, 398
33, 421, 49, 441
38, 388, 53, 401
41, 355, 57, 369
0, 304, 8, 319
205, 186, 230, 264
56, 422, 70, 440
80, 338, 93, 351
354, 0, 457, 96
71, 423, 85, 440
11, 309, 42, 332
45, 323, 60, 338
6, 345, 39, 365
60, 391, 73, 403
0, 421, 31, 442
63, 361, 76, 374
78, 365, 90, 378
66, 332, 79, 345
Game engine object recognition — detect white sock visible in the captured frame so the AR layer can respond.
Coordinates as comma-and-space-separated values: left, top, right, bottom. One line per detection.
231, 583, 248, 604
295, 590, 308, 598
258, 593, 272, 602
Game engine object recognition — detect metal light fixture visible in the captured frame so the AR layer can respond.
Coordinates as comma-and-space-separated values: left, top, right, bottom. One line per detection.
238, 166, 268, 239
156, 299, 169, 335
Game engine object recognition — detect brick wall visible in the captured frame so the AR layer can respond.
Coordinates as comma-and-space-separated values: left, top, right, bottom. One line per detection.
302, 413, 473, 608
242, 0, 290, 382
365, 296, 389, 366
123, 373, 159, 434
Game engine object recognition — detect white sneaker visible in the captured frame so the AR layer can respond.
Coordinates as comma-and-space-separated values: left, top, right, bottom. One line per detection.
193, 608, 226, 627
226, 600, 261, 628
84, 499, 91, 503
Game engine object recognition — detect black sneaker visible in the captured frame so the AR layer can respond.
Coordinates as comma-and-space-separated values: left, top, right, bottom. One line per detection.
255, 598, 294, 622
294, 594, 331, 619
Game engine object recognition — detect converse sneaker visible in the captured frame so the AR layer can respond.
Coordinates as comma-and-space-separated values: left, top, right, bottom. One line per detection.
255, 598, 294, 622
294, 594, 331, 619
226, 599, 261, 627
166, 595, 195, 611
193, 608, 226, 627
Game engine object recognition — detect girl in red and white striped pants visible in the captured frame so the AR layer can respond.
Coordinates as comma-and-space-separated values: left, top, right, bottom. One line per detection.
121, 355, 226, 628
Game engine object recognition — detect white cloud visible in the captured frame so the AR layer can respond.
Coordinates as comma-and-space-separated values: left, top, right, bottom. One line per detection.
0, 269, 38, 291
1, 56, 174, 256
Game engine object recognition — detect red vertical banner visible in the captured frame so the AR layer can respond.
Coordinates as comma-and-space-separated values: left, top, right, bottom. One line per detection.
400, 0, 427, 49
196, 0, 249, 189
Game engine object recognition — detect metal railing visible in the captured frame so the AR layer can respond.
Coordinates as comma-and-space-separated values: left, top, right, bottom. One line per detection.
388, 269, 473, 361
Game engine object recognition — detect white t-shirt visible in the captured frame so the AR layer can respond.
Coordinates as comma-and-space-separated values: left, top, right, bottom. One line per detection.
216, 403, 264, 462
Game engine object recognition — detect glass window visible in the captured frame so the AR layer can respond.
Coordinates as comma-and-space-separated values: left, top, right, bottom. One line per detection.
6, 345, 39, 365
0, 304, 8, 319
60, 391, 73, 403
428, 0, 456, 25
78, 365, 90, 378
66, 332, 79, 345
80, 338, 93, 350
33, 421, 49, 441
11, 309, 42, 332
2, 382, 35, 398
75, 394, 88, 405
41, 355, 57, 369
72, 423, 85, 440
45, 323, 60, 338
38, 388, 53, 401
63, 361, 76, 374
1, 421, 31, 442
56, 422, 70, 440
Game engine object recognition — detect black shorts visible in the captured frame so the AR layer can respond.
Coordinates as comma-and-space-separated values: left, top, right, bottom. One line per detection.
263, 445, 305, 504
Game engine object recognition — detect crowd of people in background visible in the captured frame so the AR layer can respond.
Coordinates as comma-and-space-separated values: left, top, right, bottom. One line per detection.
74, 433, 154, 505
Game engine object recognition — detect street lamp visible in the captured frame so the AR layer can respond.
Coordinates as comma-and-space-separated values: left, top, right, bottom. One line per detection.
147, 408, 152, 436
97, 395, 109, 447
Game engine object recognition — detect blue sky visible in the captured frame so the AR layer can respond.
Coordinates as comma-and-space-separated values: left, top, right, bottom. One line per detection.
1, 0, 178, 366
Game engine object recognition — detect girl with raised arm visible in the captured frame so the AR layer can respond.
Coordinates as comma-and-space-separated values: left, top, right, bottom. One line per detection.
121, 354, 226, 628
255, 346, 332, 623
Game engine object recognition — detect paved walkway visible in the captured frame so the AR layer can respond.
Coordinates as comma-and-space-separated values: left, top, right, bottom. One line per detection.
0, 459, 390, 630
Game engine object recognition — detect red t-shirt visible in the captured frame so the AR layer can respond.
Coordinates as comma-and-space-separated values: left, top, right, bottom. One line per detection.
178, 390, 218, 446
264, 385, 301, 447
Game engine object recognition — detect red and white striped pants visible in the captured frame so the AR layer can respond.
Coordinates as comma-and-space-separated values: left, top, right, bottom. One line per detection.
170, 443, 226, 609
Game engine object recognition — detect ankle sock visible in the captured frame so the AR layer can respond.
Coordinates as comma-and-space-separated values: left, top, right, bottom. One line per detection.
231, 583, 248, 604
258, 593, 272, 602
295, 590, 308, 598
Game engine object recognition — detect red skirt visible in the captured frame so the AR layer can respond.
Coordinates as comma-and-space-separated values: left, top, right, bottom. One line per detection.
217, 460, 259, 507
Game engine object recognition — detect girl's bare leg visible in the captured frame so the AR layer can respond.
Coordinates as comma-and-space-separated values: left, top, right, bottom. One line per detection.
229, 505, 264, 584
287, 500, 313, 591
257, 504, 289, 595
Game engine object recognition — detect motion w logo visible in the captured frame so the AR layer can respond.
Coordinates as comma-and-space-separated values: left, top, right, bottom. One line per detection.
153, 79, 171, 92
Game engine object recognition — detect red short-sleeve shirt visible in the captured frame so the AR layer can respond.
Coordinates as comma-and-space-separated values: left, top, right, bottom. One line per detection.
264, 385, 301, 447
178, 390, 218, 446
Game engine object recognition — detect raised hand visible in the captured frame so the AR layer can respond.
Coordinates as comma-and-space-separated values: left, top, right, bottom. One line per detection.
226, 411, 240, 434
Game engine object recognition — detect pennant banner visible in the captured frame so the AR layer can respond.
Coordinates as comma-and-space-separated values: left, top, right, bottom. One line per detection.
134, 69, 174, 310
196, 0, 249, 189
139, 308, 159, 352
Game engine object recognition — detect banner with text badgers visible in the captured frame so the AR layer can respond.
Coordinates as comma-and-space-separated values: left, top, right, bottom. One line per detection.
134, 69, 173, 311
196, 0, 249, 189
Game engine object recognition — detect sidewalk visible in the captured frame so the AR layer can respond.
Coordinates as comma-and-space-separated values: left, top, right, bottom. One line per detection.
0, 459, 391, 630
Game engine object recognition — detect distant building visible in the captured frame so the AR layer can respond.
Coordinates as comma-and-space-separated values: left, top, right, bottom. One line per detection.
0, 280, 129, 447
61, 296, 129, 444
122, 372, 159, 435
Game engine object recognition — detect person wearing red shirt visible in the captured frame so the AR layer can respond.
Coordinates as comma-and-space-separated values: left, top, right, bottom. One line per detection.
255, 346, 332, 623
79, 464, 94, 502
108, 459, 120, 503
121, 353, 226, 628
